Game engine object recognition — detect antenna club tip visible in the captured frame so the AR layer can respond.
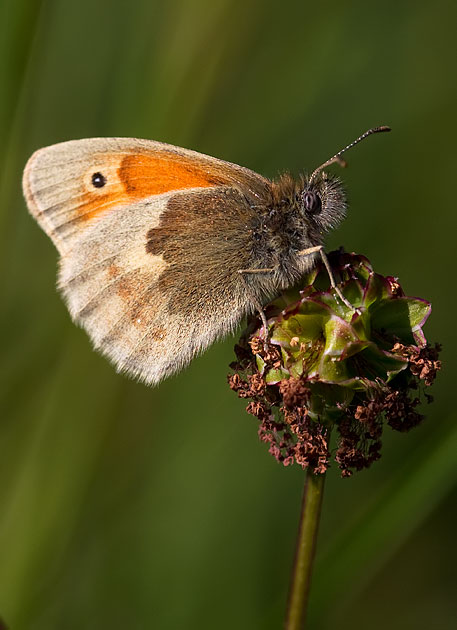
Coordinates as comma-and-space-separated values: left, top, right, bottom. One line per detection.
377, 125, 391, 133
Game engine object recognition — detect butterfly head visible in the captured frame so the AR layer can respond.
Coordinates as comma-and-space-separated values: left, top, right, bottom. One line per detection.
299, 171, 347, 234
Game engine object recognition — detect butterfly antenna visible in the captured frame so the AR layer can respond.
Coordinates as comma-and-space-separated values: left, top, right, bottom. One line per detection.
309, 126, 391, 183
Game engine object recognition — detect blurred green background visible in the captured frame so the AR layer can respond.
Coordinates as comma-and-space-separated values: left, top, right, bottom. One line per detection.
1, 0, 456, 628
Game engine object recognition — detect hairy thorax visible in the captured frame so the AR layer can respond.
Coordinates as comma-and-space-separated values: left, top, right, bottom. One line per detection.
247, 173, 325, 291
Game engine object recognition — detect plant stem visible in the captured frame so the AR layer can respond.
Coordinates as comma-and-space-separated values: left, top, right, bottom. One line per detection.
284, 469, 326, 630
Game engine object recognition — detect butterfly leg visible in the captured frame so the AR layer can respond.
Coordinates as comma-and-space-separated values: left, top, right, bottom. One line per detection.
238, 267, 276, 340
297, 245, 358, 312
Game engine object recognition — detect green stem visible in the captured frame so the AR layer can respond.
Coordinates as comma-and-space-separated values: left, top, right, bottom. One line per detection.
284, 469, 326, 630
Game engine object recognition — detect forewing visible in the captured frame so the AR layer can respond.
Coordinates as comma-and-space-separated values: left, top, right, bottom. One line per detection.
23, 137, 270, 255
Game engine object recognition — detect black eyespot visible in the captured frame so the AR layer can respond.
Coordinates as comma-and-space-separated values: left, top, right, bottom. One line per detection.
303, 190, 322, 214
91, 172, 106, 188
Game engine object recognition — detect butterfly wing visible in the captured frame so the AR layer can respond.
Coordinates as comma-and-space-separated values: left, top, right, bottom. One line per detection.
23, 137, 269, 255
23, 138, 271, 384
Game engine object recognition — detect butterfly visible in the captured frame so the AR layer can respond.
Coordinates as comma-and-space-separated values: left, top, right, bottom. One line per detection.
23, 127, 390, 384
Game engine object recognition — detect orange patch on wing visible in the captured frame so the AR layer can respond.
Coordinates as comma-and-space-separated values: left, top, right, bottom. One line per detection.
78, 189, 126, 222
119, 153, 223, 196
78, 152, 225, 222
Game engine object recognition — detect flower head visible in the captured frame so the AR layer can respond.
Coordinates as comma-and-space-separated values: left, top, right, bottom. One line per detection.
228, 250, 441, 477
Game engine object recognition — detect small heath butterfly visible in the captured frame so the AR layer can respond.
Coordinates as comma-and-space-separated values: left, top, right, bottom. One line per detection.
23, 127, 390, 384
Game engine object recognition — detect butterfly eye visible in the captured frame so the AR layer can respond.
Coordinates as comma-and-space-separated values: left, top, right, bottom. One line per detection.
91, 172, 106, 188
303, 190, 322, 213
